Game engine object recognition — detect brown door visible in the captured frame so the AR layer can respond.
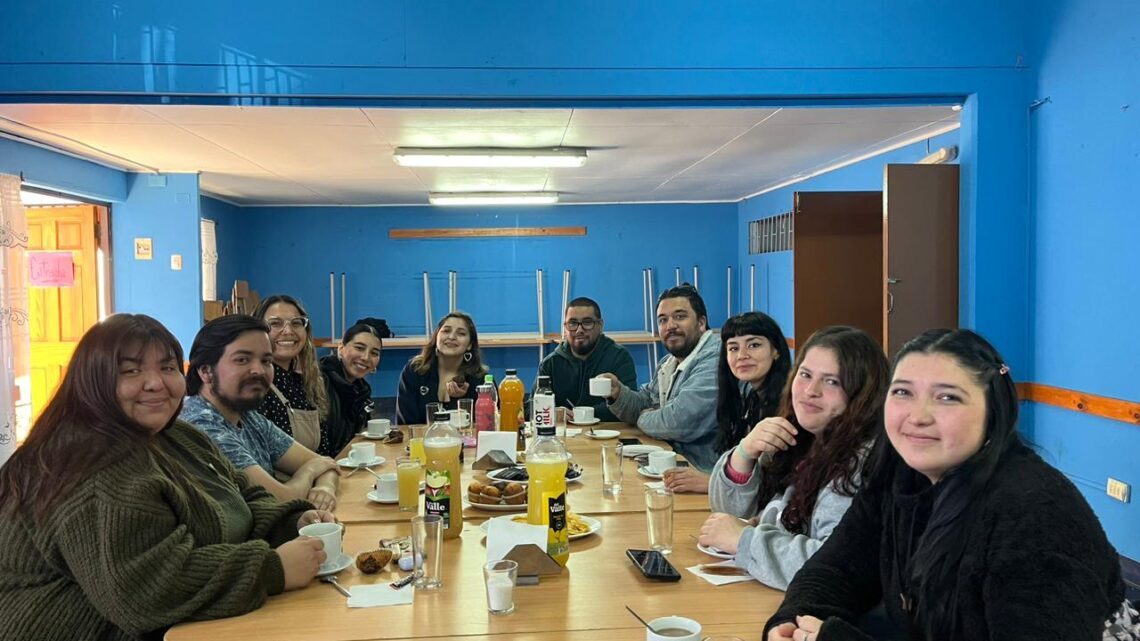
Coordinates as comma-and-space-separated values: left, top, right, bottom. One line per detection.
793, 191, 884, 348
26, 205, 101, 421
883, 164, 960, 355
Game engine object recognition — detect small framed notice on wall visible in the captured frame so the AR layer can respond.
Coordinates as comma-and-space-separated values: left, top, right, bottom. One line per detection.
134, 237, 153, 260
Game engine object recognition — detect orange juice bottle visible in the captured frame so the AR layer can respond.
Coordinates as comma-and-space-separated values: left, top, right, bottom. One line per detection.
423, 411, 463, 539
498, 369, 525, 433
526, 415, 570, 566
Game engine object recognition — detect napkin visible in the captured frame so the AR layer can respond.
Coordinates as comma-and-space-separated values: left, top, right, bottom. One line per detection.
476, 432, 519, 464
565, 428, 582, 437
346, 583, 415, 608
686, 560, 753, 586
643, 480, 665, 489
486, 516, 547, 563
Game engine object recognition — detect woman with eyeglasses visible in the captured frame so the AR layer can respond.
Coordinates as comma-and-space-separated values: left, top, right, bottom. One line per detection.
253, 295, 333, 455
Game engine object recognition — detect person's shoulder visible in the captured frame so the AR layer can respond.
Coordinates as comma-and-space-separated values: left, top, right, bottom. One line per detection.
982, 448, 1099, 530
244, 410, 284, 434
179, 396, 225, 430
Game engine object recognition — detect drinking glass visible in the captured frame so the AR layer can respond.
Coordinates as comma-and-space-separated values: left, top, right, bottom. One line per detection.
397, 456, 422, 513
454, 398, 474, 446
411, 515, 443, 590
645, 487, 674, 553
483, 559, 518, 615
600, 442, 624, 497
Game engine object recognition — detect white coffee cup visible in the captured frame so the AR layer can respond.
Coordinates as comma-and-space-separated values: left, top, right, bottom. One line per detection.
367, 418, 391, 437
349, 442, 376, 464
448, 408, 471, 428
589, 376, 612, 397
572, 406, 594, 423
299, 522, 344, 568
646, 616, 701, 641
375, 472, 398, 500
648, 450, 677, 474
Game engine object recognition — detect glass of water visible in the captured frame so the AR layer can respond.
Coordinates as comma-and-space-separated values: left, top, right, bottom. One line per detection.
645, 487, 674, 553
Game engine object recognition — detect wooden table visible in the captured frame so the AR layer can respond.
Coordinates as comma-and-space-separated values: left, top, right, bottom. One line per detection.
166, 511, 782, 641
334, 424, 713, 524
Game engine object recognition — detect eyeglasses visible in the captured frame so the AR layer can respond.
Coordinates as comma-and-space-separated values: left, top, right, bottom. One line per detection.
564, 319, 598, 331
266, 317, 309, 331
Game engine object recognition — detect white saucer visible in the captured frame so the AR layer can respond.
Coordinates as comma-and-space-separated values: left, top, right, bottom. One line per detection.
316, 552, 354, 577
621, 444, 663, 458
698, 542, 735, 559
360, 432, 391, 440
337, 456, 386, 468
586, 429, 621, 440
637, 466, 664, 480
366, 490, 399, 504
567, 417, 601, 426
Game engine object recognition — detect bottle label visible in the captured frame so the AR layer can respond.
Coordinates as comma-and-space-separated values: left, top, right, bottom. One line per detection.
546, 491, 567, 534
533, 392, 556, 432
424, 468, 452, 529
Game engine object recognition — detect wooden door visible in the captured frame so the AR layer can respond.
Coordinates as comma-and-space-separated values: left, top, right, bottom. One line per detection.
883, 164, 959, 355
793, 191, 884, 348
26, 205, 101, 421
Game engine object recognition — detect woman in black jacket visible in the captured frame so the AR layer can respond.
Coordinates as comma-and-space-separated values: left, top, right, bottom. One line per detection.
320, 320, 382, 455
395, 311, 487, 425
766, 329, 1132, 641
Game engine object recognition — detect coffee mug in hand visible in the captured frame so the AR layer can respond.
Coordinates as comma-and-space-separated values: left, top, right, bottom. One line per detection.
646, 616, 701, 641
589, 376, 612, 397
572, 406, 595, 422
299, 522, 343, 569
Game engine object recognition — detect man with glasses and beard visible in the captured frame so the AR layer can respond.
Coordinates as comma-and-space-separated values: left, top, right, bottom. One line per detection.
181, 315, 340, 511
598, 285, 721, 471
539, 297, 637, 422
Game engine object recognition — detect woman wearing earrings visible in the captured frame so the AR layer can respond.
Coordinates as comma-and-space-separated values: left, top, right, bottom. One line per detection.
396, 312, 487, 425
320, 319, 383, 453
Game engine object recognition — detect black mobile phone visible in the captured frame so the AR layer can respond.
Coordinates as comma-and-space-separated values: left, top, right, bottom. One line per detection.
626, 549, 682, 582
618, 437, 642, 446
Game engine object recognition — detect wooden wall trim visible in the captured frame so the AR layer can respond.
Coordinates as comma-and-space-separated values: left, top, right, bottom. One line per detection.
1018, 382, 1140, 427
389, 227, 586, 239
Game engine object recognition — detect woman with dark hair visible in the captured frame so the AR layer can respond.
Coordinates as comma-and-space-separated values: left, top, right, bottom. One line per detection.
253, 294, 333, 454
665, 311, 791, 494
766, 329, 1135, 641
0, 314, 331, 640
701, 325, 889, 590
396, 311, 488, 425
320, 319, 383, 452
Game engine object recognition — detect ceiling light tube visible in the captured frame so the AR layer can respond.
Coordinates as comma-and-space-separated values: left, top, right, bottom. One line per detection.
428, 191, 559, 206
395, 147, 587, 168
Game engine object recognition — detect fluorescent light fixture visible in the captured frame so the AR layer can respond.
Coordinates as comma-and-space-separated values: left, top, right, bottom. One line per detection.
394, 147, 587, 168
429, 191, 559, 206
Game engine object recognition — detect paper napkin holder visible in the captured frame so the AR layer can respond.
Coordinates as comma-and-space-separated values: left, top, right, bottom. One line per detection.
503, 543, 563, 585
472, 450, 515, 470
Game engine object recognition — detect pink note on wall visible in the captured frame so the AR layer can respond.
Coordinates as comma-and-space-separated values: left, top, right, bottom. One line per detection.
28, 252, 75, 287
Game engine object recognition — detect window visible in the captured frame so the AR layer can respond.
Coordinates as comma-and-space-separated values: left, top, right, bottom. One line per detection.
748, 212, 793, 254
200, 219, 218, 301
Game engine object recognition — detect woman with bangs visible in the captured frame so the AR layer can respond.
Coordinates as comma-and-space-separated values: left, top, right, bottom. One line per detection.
701, 325, 889, 590
396, 311, 488, 425
0, 314, 333, 640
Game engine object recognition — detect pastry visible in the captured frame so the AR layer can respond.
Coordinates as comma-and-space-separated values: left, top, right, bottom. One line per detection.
355, 548, 393, 574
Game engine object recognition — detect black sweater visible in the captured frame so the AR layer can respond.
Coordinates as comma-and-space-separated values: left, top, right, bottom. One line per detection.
319, 354, 372, 456
395, 359, 484, 425
764, 447, 1125, 641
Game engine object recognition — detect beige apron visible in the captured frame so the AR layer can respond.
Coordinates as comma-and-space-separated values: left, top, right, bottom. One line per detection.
270, 383, 321, 452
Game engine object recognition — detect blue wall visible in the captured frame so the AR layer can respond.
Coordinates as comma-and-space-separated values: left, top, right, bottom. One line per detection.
1027, 0, 1140, 560
736, 130, 961, 338
199, 196, 245, 296
0, 137, 125, 202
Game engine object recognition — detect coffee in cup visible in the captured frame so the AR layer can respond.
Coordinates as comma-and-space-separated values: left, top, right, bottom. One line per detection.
646, 616, 701, 641
572, 406, 595, 423
375, 472, 399, 501
349, 442, 376, 465
589, 376, 612, 397
367, 418, 391, 437
648, 450, 677, 474
299, 522, 344, 569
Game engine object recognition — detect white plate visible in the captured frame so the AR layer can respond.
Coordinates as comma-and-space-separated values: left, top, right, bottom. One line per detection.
366, 490, 399, 504
359, 432, 391, 440
586, 429, 621, 440
463, 499, 527, 512
316, 552, 354, 577
567, 417, 601, 426
337, 456, 386, 468
637, 466, 664, 480
621, 444, 663, 458
485, 466, 584, 484
698, 542, 735, 559
479, 514, 602, 540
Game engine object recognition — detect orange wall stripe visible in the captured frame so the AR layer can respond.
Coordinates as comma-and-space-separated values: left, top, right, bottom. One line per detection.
389, 227, 586, 239
1018, 382, 1140, 426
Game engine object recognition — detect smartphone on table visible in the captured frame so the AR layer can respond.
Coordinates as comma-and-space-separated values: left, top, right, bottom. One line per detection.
626, 549, 682, 582
618, 438, 642, 446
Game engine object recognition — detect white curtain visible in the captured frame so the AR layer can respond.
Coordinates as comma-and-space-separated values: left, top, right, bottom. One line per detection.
200, 218, 218, 301
0, 174, 31, 464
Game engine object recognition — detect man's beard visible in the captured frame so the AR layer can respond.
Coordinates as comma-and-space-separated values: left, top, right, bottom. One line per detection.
569, 335, 598, 356
664, 332, 699, 359
210, 376, 268, 413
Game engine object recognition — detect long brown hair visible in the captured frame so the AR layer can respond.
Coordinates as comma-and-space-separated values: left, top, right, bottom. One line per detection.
253, 294, 330, 418
0, 314, 189, 521
411, 312, 486, 378
757, 325, 889, 534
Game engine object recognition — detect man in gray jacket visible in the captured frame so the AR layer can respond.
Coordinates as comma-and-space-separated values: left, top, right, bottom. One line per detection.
600, 284, 721, 471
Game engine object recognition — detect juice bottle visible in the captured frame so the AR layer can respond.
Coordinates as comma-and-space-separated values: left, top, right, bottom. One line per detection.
531, 375, 555, 433
498, 369, 524, 433
484, 373, 499, 429
424, 411, 463, 539
475, 383, 496, 433
526, 413, 570, 566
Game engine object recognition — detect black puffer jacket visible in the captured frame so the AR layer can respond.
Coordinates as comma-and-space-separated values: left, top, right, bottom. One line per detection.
319, 353, 373, 456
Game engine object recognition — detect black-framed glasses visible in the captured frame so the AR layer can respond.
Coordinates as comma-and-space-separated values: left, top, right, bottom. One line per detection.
266, 317, 309, 331
564, 319, 598, 331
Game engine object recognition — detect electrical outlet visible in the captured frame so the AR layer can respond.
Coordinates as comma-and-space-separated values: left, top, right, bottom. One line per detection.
1107, 478, 1131, 503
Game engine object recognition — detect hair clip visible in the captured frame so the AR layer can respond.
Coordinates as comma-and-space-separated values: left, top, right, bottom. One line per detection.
998, 364, 1010, 376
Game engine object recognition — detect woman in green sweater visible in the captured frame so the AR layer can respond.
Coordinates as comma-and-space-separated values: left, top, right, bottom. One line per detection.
0, 314, 334, 641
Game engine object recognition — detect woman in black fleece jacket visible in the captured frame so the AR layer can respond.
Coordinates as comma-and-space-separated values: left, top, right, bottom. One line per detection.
766, 329, 1131, 641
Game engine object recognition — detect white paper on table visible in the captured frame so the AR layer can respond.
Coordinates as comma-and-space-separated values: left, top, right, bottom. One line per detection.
346, 584, 415, 607
686, 559, 754, 586
564, 428, 582, 437
486, 517, 548, 563
643, 480, 665, 489
476, 432, 519, 464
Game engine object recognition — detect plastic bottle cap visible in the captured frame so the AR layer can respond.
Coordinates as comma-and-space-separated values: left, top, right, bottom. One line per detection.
505, 368, 517, 375
433, 412, 451, 421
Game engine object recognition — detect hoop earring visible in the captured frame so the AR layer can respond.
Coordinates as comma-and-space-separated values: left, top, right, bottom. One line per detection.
463, 351, 473, 362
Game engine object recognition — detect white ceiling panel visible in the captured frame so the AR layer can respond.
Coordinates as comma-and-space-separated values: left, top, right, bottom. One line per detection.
361, 108, 573, 129
142, 105, 373, 127
0, 104, 165, 125
566, 108, 780, 128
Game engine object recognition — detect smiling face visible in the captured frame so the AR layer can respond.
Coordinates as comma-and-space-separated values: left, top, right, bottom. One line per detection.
564, 304, 603, 357
725, 334, 779, 387
656, 296, 707, 359
790, 346, 849, 435
885, 352, 988, 484
117, 342, 186, 434
262, 301, 308, 367
202, 330, 274, 413
339, 332, 382, 381
434, 316, 472, 359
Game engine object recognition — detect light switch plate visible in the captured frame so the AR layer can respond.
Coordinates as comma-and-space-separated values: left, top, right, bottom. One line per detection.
170, 254, 182, 271
1107, 478, 1130, 503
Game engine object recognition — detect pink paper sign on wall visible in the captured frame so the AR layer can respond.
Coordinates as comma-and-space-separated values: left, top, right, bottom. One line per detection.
28, 252, 75, 287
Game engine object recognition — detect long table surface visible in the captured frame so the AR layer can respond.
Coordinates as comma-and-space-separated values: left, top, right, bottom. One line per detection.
334, 423, 714, 524
166, 510, 782, 641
